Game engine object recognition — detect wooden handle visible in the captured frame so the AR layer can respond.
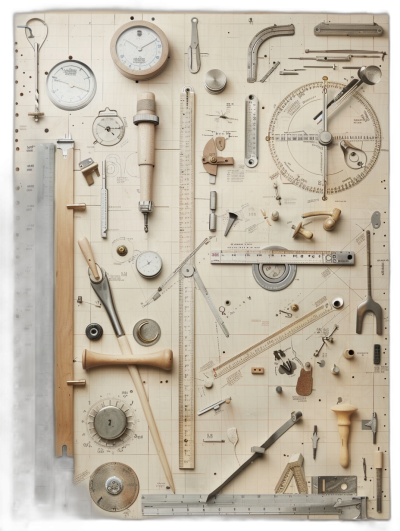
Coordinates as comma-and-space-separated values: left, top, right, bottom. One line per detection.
83, 348, 173, 371
331, 403, 358, 468
117, 335, 175, 493
78, 237, 100, 280
137, 93, 156, 202
55, 144, 75, 457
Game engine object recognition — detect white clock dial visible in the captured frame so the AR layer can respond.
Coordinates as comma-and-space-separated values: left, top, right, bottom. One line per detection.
93, 111, 125, 146
46, 60, 96, 111
117, 27, 162, 71
110, 21, 169, 81
136, 251, 163, 279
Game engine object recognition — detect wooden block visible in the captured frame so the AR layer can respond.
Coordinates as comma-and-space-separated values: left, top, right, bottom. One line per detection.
251, 367, 264, 374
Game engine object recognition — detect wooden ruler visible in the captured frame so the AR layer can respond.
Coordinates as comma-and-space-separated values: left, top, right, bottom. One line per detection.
210, 249, 355, 265
212, 302, 336, 378
275, 453, 308, 494
179, 86, 195, 469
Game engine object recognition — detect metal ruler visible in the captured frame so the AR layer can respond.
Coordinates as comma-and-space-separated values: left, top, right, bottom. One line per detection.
141, 494, 368, 519
212, 302, 337, 378
244, 94, 258, 168
35, 144, 56, 502
211, 249, 355, 265
179, 86, 195, 469
101, 161, 108, 238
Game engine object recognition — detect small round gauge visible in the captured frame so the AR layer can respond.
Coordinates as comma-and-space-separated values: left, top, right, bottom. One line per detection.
93, 108, 125, 146
110, 21, 169, 81
46, 60, 97, 111
136, 250, 162, 279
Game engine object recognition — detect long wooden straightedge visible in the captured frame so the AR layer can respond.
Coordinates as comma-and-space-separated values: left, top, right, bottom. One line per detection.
210, 249, 355, 265
212, 302, 336, 378
179, 86, 195, 469
55, 136, 75, 456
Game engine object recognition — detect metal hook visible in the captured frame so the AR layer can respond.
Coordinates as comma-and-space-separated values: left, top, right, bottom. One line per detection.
17, 25, 33, 38
18, 18, 48, 50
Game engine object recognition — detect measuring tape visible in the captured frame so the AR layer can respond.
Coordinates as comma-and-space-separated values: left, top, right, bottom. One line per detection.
179, 86, 195, 469
141, 494, 367, 519
211, 249, 355, 265
245, 95, 258, 168
212, 301, 339, 378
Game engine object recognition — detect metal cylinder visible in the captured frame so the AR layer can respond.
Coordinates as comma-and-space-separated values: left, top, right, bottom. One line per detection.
204, 69, 227, 94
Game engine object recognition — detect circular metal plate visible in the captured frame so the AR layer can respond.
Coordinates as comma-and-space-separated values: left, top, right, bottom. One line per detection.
252, 246, 297, 291
94, 406, 127, 440
133, 319, 161, 347
89, 462, 139, 512
87, 398, 136, 447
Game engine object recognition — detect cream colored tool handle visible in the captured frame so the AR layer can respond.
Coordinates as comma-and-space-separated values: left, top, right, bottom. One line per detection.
331, 403, 358, 468
117, 335, 175, 493
82, 348, 173, 371
374, 451, 383, 468
78, 237, 100, 280
55, 143, 75, 457
137, 92, 156, 202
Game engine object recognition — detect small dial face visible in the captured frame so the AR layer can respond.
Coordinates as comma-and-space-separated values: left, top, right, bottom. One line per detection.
93, 114, 125, 146
46, 60, 96, 111
136, 251, 163, 279
117, 27, 162, 72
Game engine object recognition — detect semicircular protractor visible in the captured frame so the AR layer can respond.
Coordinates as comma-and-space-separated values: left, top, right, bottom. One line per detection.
89, 462, 139, 512
268, 81, 381, 196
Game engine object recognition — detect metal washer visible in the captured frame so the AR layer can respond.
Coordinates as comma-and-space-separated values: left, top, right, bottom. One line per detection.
252, 246, 297, 291
89, 462, 139, 512
133, 319, 161, 347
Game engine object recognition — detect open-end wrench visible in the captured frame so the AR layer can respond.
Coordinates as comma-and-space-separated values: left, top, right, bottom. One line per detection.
356, 230, 383, 334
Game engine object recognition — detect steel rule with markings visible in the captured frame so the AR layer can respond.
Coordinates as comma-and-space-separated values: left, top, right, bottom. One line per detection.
212, 299, 343, 378
13, 144, 55, 510
141, 494, 368, 519
179, 86, 195, 469
211, 249, 355, 265
245, 94, 258, 167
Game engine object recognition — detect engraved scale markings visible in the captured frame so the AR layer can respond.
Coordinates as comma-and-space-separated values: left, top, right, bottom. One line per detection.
212, 303, 335, 378
179, 87, 195, 469
210, 249, 355, 265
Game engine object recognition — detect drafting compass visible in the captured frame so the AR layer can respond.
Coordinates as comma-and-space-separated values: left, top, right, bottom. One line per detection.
268, 66, 382, 198
93, 108, 125, 146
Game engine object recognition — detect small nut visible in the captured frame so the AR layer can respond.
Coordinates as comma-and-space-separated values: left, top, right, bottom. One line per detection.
117, 245, 128, 256
291, 304, 299, 312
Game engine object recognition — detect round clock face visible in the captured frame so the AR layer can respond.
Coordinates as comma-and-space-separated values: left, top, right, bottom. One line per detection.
136, 251, 163, 279
117, 26, 162, 71
46, 60, 96, 111
93, 113, 125, 146
110, 21, 169, 81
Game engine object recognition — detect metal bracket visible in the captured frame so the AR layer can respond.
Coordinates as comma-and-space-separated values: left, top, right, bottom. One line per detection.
79, 158, 100, 185
371, 211, 381, 229
314, 22, 383, 37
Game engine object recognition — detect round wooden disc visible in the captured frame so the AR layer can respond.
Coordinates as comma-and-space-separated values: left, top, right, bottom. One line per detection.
110, 20, 169, 81
89, 462, 139, 512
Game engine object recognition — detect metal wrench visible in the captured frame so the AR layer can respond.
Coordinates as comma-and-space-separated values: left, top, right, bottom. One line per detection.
356, 231, 383, 334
